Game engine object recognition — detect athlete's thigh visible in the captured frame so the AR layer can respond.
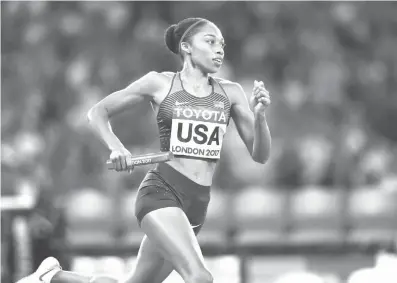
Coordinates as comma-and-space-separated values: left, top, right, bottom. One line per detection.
122, 235, 174, 283
140, 207, 206, 279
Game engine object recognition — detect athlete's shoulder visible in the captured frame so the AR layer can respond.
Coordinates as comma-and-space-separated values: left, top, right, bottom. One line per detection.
160, 71, 176, 78
213, 77, 243, 90
143, 71, 169, 81
212, 76, 232, 85
141, 71, 174, 88
150, 71, 176, 84
213, 77, 245, 99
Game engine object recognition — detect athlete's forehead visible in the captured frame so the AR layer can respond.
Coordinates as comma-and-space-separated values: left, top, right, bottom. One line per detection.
196, 22, 224, 41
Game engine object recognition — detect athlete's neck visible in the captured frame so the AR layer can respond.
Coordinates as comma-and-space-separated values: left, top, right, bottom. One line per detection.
180, 63, 210, 88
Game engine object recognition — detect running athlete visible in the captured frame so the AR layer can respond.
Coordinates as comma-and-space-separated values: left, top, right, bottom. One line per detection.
18, 17, 271, 283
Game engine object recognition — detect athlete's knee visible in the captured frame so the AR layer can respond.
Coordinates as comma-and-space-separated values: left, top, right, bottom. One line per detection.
186, 268, 213, 283
89, 275, 118, 283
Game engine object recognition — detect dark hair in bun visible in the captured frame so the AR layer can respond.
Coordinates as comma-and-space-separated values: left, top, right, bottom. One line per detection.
164, 24, 178, 54
164, 17, 209, 55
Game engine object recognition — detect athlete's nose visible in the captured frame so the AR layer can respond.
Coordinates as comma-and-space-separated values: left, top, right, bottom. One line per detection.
215, 48, 224, 56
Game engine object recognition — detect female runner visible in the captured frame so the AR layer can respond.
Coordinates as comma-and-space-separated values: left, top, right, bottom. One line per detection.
18, 17, 271, 283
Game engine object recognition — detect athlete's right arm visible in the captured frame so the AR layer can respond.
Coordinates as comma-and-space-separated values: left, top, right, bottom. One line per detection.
87, 71, 163, 170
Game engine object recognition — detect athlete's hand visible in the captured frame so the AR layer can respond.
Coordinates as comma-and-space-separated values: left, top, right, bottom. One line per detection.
110, 147, 134, 173
249, 80, 271, 114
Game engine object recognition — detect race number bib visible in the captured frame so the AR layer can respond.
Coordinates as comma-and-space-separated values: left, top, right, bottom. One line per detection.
170, 106, 227, 159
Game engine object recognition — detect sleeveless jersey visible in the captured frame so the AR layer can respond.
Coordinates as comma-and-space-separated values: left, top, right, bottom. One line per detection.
157, 72, 231, 160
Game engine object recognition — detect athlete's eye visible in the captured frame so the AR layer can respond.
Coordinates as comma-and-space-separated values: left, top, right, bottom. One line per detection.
207, 40, 215, 45
221, 43, 226, 49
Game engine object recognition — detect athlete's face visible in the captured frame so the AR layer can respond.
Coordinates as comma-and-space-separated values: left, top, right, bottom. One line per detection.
184, 23, 225, 74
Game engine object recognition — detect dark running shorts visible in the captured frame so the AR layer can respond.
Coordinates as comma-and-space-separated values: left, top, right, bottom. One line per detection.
135, 162, 211, 234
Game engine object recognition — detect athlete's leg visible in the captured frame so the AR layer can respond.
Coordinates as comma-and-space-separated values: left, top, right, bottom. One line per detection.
29, 211, 206, 283
49, 235, 174, 283
140, 207, 212, 283
51, 272, 106, 283
121, 235, 174, 283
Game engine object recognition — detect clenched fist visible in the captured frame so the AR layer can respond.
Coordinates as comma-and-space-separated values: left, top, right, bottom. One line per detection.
249, 80, 271, 115
110, 147, 134, 173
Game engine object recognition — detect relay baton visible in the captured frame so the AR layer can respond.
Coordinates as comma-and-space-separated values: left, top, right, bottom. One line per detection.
106, 151, 174, 170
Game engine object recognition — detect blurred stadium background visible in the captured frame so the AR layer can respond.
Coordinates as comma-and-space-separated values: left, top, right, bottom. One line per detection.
2, 2, 397, 283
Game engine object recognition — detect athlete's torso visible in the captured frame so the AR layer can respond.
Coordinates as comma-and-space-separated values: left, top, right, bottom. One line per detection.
151, 72, 232, 186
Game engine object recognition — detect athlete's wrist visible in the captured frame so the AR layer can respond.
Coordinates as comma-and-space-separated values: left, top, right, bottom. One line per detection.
108, 142, 127, 152
254, 110, 267, 121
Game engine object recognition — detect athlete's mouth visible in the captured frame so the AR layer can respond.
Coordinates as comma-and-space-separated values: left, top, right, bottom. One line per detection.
213, 58, 223, 65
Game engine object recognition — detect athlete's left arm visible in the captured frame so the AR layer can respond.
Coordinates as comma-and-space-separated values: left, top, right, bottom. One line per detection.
228, 80, 271, 164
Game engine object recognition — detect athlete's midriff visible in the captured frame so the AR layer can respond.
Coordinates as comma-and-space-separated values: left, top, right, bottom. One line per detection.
166, 157, 216, 186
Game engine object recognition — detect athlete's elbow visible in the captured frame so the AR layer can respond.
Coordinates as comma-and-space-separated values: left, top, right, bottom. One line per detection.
87, 108, 93, 123
87, 106, 97, 124
252, 151, 270, 164
252, 155, 268, 164
87, 105, 106, 125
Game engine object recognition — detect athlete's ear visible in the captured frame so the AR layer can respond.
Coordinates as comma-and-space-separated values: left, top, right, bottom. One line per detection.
180, 42, 191, 54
